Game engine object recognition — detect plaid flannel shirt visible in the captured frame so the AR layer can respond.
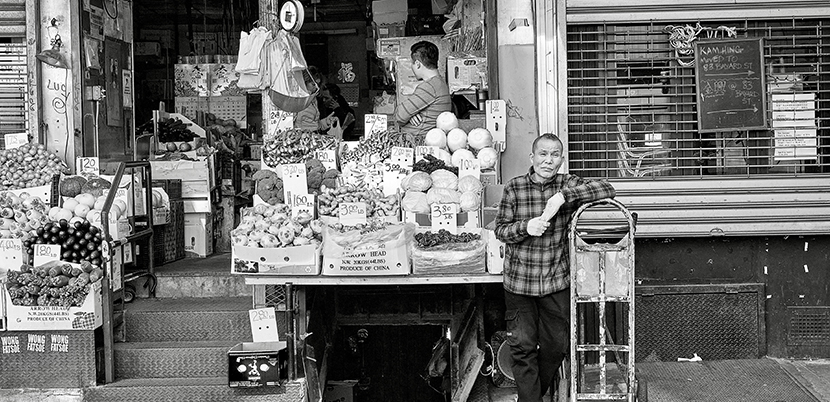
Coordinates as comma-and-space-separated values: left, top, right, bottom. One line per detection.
495, 167, 616, 296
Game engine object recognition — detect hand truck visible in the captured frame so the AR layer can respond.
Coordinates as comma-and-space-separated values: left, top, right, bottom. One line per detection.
567, 198, 645, 401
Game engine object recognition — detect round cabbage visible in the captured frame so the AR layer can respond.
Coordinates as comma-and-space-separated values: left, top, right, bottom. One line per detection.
401, 171, 432, 192
460, 191, 481, 212
402, 191, 430, 213
457, 175, 483, 194
467, 128, 493, 150
477, 147, 499, 170
451, 148, 476, 167
446, 128, 467, 152
427, 188, 462, 205
436, 111, 459, 132
430, 169, 458, 190
425, 128, 447, 148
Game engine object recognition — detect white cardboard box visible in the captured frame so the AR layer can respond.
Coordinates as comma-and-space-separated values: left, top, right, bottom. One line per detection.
324, 380, 357, 402
322, 240, 409, 276
484, 229, 504, 275
184, 212, 213, 258
231, 244, 321, 275
447, 56, 488, 93
5, 278, 102, 331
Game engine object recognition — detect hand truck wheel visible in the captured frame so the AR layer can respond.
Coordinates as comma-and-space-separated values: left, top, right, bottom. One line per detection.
123, 284, 136, 303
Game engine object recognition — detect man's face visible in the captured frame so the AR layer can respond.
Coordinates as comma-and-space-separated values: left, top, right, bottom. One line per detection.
321, 90, 337, 109
530, 138, 564, 180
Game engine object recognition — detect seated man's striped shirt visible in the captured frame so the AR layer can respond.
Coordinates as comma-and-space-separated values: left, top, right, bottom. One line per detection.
395, 75, 451, 139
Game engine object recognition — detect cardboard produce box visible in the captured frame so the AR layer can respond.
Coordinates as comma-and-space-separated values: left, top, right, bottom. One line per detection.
227, 341, 288, 388
447, 56, 488, 93
184, 212, 213, 258
484, 229, 504, 275
5, 278, 102, 331
322, 240, 409, 276
325, 380, 357, 402
231, 243, 321, 275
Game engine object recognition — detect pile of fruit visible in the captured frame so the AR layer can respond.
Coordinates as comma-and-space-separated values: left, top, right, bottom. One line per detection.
414, 229, 481, 248
4, 261, 102, 307
27, 219, 104, 267
230, 203, 324, 248
422, 111, 499, 170
317, 184, 399, 218
340, 130, 419, 164
157, 117, 199, 144
0, 143, 68, 191
0, 192, 49, 241
53, 192, 128, 227
263, 129, 338, 167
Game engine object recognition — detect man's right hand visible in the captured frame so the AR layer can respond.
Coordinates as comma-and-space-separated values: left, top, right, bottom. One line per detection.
527, 217, 549, 236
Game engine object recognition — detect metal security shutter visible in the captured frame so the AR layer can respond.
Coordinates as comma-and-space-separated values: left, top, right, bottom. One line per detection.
0, 0, 28, 148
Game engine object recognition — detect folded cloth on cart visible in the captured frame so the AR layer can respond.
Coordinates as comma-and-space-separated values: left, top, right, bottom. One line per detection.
574, 236, 630, 298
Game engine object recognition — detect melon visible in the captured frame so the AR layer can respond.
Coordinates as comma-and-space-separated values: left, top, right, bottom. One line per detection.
446, 128, 468, 152
435, 111, 459, 132
424, 128, 448, 149
467, 128, 494, 150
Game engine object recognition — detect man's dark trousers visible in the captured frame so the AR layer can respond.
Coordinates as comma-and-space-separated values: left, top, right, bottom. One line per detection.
505, 288, 570, 402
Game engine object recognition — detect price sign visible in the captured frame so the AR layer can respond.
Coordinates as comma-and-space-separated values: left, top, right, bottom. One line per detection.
123, 243, 134, 264
382, 170, 404, 196
364, 114, 388, 138
339, 202, 368, 226
3, 133, 27, 149
0, 239, 23, 273
291, 193, 315, 218
315, 149, 337, 170
416, 146, 440, 162
76, 157, 100, 178
431, 203, 458, 234
458, 158, 481, 179
249, 307, 280, 342
391, 147, 414, 169
486, 99, 507, 143
280, 163, 308, 205
268, 109, 294, 134
34, 244, 61, 267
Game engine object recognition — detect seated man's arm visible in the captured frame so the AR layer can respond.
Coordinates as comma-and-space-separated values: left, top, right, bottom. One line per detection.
395, 84, 433, 125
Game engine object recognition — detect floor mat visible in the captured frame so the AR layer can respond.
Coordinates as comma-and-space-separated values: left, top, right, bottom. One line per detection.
637, 359, 820, 402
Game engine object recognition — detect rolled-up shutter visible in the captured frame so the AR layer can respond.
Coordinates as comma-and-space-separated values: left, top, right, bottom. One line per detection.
566, 0, 830, 23
0, 0, 28, 148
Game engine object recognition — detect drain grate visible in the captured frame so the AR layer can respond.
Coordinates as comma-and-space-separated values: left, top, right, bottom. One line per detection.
788, 307, 830, 346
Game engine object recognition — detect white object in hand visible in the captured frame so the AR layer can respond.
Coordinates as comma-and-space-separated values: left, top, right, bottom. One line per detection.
527, 217, 549, 236
540, 193, 565, 222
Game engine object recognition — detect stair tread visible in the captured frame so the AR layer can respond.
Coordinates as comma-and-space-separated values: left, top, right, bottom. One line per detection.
105, 376, 231, 387
126, 296, 250, 312
155, 253, 232, 277
115, 340, 238, 350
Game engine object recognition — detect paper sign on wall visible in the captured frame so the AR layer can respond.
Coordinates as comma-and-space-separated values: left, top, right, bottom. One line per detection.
249, 307, 280, 343
364, 114, 388, 138
34, 244, 61, 267
431, 203, 457, 234
315, 149, 337, 170
339, 202, 368, 226
76, 157, 100, 178
486, 100, 506, 144
3, 133, 27, 149
0, 239, 23, 275
281, 163, 308, 205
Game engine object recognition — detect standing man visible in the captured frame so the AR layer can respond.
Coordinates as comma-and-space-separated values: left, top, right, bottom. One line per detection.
395, 41, 451, 140
494, 133, 616, 402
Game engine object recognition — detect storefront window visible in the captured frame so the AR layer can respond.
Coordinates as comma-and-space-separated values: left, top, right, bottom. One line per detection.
566, 19, 830, 178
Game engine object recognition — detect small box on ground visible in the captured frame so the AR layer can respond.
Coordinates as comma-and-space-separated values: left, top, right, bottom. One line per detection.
484, 229, 504, 275
184, 212, 213, 258
227, 341, 288, 388
325, 380, 357, 402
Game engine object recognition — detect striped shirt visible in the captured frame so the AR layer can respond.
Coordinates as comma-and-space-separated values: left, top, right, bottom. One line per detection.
395, 75, 451, 138
495, 168, 616, 296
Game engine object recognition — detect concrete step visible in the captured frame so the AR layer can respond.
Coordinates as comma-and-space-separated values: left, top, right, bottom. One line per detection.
123, 297, 254, 343
114, 341, 235, 379
83, 377, 306, 402
137, 253, 251, 299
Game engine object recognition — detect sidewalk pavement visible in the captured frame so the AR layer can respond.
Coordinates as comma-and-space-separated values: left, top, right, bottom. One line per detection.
775, 358, 830, 402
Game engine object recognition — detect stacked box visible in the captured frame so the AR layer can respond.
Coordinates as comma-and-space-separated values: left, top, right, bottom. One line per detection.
153, 200, 185, 265
151, 179, 183, 200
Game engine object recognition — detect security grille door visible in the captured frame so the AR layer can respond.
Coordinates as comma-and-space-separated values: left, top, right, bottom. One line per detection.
0, 0, 28, 148
567, 19, 830, 178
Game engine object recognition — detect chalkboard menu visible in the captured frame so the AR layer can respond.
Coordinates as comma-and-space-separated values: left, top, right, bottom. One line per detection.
695, 38, 767, 132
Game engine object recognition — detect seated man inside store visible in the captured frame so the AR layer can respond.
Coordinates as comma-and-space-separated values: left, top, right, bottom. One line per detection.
394, 40, 451, 141
320, 83, 356, 140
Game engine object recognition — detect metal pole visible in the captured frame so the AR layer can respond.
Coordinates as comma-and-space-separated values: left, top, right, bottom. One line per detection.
286, 282, 295, 380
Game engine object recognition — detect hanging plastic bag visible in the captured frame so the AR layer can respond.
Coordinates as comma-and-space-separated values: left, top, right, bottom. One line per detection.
268, 30, 318, 112
327, 116, 343, 140
574, 235, 631, 298
236, 27, 272, 93
236, 27, 271, 73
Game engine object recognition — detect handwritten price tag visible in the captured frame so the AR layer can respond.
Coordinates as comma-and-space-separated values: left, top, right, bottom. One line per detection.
0, 238, 24, 271
291, 193, 315, 218
339, 202, 368, 226
364, 114, 388, 138
416, 146, 440, 162
391, 147, 414, 169
34, 244, 61, 267
76, 157, 100, 178
249, 307, 280, 342
280, 163, 308, 205
315, 149, 337, 170
382, 170, 404, 196
458, 158, 481, 179
268, 109, 294, 132
431, 203, 458, 234
3, 133, 27, 149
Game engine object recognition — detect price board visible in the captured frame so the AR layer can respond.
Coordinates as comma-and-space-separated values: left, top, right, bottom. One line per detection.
76, 157, 100, 178
339, 202, 368, 226
268, 109, 295, 135
249, 307, 280, 342
364, 114, 388, 138
34, 244, 61, 267
3, 133, 27, 149
390, 147, 415, 170
416, 145, 440, 162
0, 238, 23, 273
280, 163, 308, 205
431, 203, 457, 234
291, 193, 315, 218
458, 158, 481, 179
315, 149, 337, 170
486, 100, 507, 143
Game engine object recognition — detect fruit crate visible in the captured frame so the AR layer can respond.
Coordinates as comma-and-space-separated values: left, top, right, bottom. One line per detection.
153, 200, 185, 265
152, 179, 183, 200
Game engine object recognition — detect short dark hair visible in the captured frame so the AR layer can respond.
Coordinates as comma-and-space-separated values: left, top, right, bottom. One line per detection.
532, 133, 563, 153
322, 83, 341, 97
411, 41, 439, 69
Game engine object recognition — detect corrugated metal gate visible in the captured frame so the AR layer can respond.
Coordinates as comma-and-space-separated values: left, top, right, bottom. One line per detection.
566, 18, 830, 178
0, 0, 28, 148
